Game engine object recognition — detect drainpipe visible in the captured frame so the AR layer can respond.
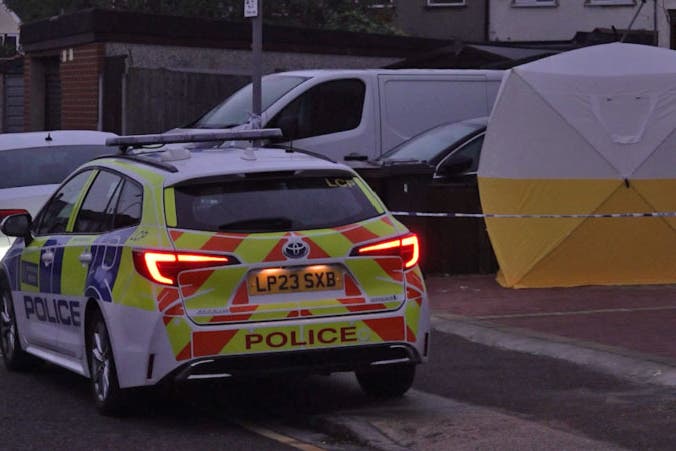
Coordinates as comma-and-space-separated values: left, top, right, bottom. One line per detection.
97, 73, 103, 131
484, 0, 490, 42
654, 0, 658, 46
121, 51, 131, 135
121, 72, 127, 135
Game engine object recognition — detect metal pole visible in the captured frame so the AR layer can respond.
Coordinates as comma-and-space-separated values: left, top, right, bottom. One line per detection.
654, 0, 658, 46
252, 0, 263, 122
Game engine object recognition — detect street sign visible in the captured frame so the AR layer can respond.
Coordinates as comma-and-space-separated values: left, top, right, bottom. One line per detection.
244, 0, 258, 18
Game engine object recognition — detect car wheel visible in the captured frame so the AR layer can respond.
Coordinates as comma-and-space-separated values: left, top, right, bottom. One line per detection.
0, 280, 34, 371
87, 309, 127, 416
355, 363, 416, 398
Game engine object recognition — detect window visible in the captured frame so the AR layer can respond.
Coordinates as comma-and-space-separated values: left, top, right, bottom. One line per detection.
74, 171, 123, 234
268, 79, 366, 141
174, 172, 380, 233
113, 180, 143, 229
369, 0, 394, 7
35, 171, 93, 236
194, 76, 308, 128
427, 0, 466, 6
437, 134, 485, 176
73, 172, 143, 233
0, 145, 115, 189
585, 0, 635, 6
512, 0, 557, 7
379, 121, 485, 164
2, 34, 17, 49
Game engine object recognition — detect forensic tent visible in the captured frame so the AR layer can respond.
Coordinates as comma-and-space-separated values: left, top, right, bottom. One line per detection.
478, 43, 676, 288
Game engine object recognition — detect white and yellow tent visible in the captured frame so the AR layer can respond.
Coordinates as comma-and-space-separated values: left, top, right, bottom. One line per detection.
479, 43, 676, 288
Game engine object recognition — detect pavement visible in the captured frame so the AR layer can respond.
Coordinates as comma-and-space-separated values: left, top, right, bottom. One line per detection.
427, 274, 676, 387
314, 383, 623, 451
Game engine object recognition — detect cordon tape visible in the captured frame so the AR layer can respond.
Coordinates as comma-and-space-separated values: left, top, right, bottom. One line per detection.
391, 211, 676, 219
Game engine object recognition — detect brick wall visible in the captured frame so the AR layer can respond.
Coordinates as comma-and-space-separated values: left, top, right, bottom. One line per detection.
60, 43, 104, 130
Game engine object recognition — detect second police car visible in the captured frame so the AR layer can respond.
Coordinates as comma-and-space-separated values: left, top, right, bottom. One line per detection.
0, 129, 430, 415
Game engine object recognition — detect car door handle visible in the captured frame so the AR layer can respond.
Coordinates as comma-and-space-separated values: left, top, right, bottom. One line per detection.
79, 252, 93, 264
41, 250, 54, 266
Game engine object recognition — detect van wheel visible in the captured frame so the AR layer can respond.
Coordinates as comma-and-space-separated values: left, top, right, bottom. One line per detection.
355, 364, 416, 398
0, 281, 34, 371
87, 309, 127, 416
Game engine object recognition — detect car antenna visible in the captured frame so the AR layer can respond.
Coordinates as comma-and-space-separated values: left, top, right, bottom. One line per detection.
45, 132, 53, 142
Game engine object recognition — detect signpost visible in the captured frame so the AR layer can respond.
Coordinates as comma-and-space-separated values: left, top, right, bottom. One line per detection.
244, 0, 258, 18
246, 0, 263, 122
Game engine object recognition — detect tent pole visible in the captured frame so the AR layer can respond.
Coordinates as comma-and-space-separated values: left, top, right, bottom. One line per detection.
621, 0, 646, 43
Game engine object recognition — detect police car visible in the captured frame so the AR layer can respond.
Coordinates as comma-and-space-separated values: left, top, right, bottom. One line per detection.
0, 129, 430, 415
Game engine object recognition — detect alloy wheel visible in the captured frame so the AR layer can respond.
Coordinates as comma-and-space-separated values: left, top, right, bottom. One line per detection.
0, 291, 16, 359
90, 320, 112, 402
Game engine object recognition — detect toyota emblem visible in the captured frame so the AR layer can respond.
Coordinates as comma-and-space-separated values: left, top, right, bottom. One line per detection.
282, 238, 309, 259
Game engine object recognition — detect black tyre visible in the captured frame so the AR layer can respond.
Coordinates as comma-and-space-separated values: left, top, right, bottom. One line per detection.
0, 279, 34, 371
87, 309, 127, 416
355, 364, 416, 398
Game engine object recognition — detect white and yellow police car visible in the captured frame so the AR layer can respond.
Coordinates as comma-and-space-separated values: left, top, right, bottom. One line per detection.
0, 129, 430, 415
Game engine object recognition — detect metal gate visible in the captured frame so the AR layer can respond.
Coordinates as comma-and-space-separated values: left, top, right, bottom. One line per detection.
3, 73, 23, 132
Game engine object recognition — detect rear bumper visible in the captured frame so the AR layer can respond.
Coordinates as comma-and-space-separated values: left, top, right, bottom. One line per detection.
108, 294, 430, 388
169, 342, 422, 383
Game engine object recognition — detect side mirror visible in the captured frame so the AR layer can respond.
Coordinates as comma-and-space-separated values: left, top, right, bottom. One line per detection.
438, 156, 473, 176
1, 212, 32, 240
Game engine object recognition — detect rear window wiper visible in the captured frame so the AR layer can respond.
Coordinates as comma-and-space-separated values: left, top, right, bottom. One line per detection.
218, 217, 295, 232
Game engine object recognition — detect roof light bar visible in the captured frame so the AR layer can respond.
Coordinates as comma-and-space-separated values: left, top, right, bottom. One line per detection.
107, 128, 283, 153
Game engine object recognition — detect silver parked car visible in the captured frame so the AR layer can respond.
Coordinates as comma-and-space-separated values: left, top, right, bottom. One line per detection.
0, 130, 117, 259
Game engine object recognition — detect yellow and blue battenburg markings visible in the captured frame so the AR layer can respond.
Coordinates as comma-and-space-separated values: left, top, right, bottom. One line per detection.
83, 228, 136, 303
38, 237, 68, 294
3, 245, 24, 290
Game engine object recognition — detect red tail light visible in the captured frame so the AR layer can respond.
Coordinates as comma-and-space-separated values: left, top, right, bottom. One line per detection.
0, 209, 28, 221
352, 233, 420, 269
132, 250, 238, 286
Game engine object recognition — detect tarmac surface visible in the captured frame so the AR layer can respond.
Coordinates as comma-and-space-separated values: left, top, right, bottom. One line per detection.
321, 274, 676, 450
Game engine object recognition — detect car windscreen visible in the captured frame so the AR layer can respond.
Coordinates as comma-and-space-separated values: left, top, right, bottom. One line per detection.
193, 76, 309, 129
379, 122, 484, 163
173, 172, 381, 232
0, 145, 114, 189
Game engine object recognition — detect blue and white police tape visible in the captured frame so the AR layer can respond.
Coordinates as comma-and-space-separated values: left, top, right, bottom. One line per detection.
390, 211, 676, 219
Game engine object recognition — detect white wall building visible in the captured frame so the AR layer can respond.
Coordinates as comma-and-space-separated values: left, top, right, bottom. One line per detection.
489, 0, 676, 48
0, 0, 20, 49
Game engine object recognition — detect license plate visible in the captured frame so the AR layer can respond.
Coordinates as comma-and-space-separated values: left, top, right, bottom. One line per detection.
248, 265, 343, 296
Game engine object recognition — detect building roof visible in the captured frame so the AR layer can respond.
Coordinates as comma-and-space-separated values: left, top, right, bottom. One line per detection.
20, 8, 451, 59
0, 0, 20, 29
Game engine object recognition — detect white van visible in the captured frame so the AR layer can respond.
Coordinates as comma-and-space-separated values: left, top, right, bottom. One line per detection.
181, 69, 504, 161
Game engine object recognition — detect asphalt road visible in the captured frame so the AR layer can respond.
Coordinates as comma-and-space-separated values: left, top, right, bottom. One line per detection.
2, 330, 675, 450
0, 362, 369, 451
415, 331, 676, 451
